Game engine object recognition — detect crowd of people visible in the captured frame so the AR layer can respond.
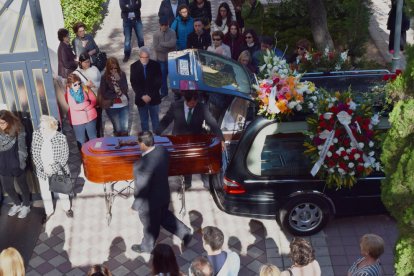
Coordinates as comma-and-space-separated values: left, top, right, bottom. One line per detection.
0, 233, 386, 275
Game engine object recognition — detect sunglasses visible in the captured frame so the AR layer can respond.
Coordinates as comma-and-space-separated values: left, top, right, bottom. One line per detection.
297, 47, 306, 51
73, 82, 81, 87
213, 38, 222, 41
245, 36, 253, 39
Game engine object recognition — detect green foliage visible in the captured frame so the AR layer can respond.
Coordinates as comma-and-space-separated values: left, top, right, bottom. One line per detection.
60, 0, 106, 39
402, 45, 414, 97
381, 48, 414, 274
395, 235, 414, 276
264, 0, 370, 62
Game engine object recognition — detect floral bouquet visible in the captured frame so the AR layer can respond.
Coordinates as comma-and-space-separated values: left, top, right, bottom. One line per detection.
304, 90, 382, 188
255, 50, 319, 120
299, 47, 351, 72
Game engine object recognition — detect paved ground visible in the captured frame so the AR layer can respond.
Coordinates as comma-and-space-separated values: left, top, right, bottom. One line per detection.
1, 0, 401, 275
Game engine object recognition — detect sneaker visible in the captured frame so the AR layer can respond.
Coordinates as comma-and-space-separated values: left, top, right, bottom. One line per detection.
123, 55, 130, 63
18, 206, 30, 218
8, 204, 22, 217
66, 209, 74, 218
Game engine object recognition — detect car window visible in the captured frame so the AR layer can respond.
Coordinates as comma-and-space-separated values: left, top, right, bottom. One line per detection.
246, 122, 311, 177
198, 51, 251, 95
221, 97, 249, 132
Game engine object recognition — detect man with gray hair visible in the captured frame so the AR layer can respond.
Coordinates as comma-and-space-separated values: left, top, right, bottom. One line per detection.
189, 256, 213, 276
130, 47, 162, 132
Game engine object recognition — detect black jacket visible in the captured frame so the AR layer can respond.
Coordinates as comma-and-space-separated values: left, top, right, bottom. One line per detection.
119, 0, 141, 20
189, 1, 212, 26
57, 42, 77, 78
186, 31, 211, 50
156, 100, 224, 140
131, 146, 171, 211
158, 0, 188, 26
130, 59, 162, 107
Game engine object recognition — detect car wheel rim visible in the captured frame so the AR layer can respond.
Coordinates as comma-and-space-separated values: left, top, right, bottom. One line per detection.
288, 202, 323, 233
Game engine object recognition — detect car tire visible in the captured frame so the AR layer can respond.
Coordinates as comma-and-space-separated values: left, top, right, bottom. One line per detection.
279, 195, 332, 236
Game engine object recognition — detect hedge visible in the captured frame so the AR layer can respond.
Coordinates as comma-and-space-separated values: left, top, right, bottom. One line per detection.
60, 0, 107, 38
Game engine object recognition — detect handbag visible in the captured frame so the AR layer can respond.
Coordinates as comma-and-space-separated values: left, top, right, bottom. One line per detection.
49, 165, 73, 195
94, 51, 107, 71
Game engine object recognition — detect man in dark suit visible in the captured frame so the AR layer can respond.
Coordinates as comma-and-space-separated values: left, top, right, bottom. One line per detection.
155, 91, 224, 189
158, 0, 188, 27
131, 131, 192, 253
130, 47, 162, 132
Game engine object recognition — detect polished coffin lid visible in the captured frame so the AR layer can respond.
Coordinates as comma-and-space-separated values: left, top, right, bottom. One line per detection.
81, 135, 222, 183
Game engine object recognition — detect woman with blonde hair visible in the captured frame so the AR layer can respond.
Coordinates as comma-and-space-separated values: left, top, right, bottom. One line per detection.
260, 264, 281, 276
238, 50, 256, 73
98, 57, 129, 136
348, 234, 384, 276
0, 110, 30, 219
0, 247, 25, 276
31, 115, 72, 221
65, 73, 97, 146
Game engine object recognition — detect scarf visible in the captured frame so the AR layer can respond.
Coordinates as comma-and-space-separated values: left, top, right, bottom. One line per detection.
0, 132, 16, 152
69, 86, 85, 103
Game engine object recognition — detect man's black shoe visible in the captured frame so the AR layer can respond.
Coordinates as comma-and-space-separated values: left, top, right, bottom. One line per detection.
182, 233, 193, 248
66, 209, 74, 218
184, 183, 192, 190
123, 56, 130, 63
131, 244, 151, 253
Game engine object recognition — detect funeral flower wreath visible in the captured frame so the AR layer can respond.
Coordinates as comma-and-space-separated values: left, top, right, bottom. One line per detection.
303, 91, 382, 188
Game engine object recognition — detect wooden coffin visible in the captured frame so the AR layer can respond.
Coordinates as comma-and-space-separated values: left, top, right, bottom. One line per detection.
81, 135, 222, 183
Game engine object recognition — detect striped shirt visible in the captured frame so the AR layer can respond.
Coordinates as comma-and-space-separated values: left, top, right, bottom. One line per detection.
348, 257, 382, 276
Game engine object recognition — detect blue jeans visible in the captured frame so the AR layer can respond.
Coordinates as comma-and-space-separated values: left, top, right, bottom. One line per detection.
158, 60, 168, 97
73, 119, 97, 145
106, 106, 129, 135
123, 18, 144, 57
138, 104, 159, 132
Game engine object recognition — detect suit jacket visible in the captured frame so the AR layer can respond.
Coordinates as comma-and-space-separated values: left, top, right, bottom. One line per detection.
119, 0, 142, 20
130, 59, 162, 107
156, 101, 224, 140
131, 146, 171, 211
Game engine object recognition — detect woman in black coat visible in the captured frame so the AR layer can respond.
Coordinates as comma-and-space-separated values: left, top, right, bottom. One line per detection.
0, 110, 30, 219
57, 28, 78, 79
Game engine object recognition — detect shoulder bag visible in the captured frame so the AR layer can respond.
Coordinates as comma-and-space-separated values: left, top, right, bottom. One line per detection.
94, 51, 107, 71
49, 164, 73, 195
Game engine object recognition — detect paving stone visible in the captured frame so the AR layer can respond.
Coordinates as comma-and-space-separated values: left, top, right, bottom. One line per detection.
246, 259, 264, 274
267, 257, 284, 268
134, 265, 151, 276
111, 265, 130, 276
49, 255, 67, 267
34, 262, 54, 274
320, 265, 335, 276
28, 255, 45, 268
317, 256, 332, 266
66, 268, 85, 276
246, 245, 265, 258
33, 243, 49, 255
43, 268, 62, 276
180, 249, 199, 262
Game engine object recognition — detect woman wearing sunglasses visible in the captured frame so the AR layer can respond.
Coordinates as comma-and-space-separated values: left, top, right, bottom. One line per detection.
65, 73, 97, 147
288, 38, 311, 69
241, 29, 260, 57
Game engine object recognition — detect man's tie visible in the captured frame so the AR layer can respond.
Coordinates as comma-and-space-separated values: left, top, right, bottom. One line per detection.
143, 65, 147, 79
186, 108, 193, 124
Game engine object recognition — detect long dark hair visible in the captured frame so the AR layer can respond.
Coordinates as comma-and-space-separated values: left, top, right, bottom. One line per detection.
151, 244, 180, 276
0, 110, 22, 137
243, 29, 259, 44
215, 2, 232, 27
105, 57, 122, 82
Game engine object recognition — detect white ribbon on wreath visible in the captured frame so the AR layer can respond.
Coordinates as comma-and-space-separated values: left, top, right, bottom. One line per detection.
310, 111, 371, 177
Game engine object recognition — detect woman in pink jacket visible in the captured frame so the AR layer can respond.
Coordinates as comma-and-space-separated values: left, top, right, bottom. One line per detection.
65, 73, 97, 146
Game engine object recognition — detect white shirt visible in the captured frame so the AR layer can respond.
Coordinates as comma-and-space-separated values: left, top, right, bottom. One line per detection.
74, 66, 101, 93
142, 146, 155, 157
207, 44, 231, 58
171, 3, 178, 17
40, 130, 56, 172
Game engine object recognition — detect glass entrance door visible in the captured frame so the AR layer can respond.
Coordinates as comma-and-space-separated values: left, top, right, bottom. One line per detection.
0, 0, 59, 128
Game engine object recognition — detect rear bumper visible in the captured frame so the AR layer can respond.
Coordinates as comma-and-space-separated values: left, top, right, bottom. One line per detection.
210, 185, 278, 219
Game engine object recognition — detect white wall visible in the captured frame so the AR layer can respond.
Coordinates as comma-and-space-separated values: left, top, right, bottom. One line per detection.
38, 0, 65, 77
